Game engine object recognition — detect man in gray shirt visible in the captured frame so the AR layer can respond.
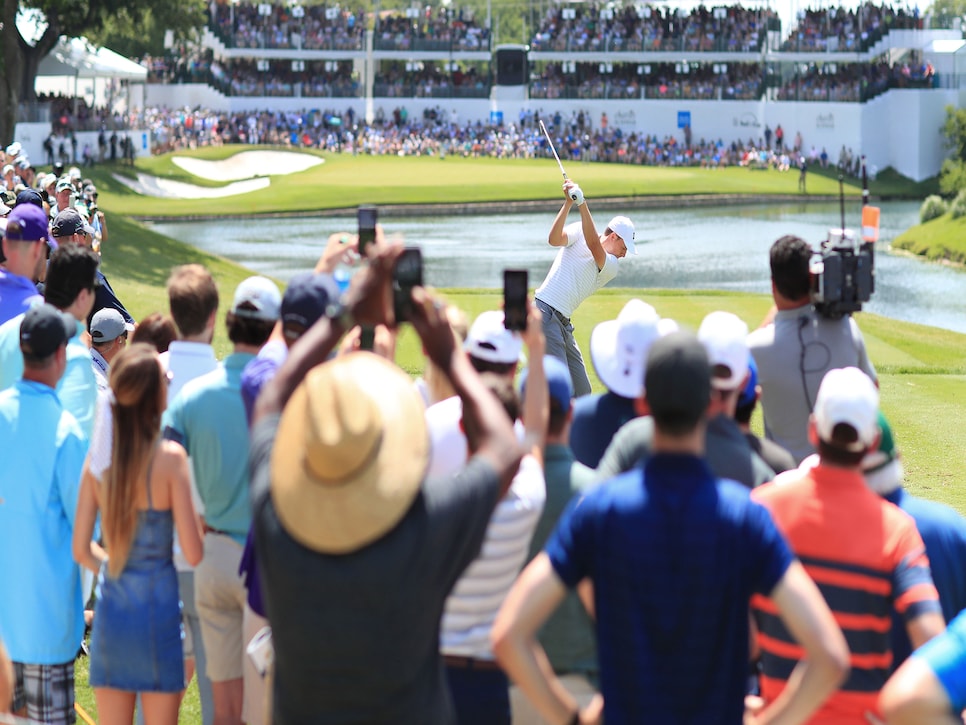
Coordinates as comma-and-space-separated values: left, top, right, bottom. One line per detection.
747, 235, 876, 463
250, 243, 523, 724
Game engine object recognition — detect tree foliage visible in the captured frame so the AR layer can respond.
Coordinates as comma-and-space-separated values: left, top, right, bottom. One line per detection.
938, 105, 966, 196
1, 0, 204, 146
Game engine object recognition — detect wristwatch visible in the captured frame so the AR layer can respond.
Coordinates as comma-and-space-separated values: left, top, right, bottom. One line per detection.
325, 298, 354, 329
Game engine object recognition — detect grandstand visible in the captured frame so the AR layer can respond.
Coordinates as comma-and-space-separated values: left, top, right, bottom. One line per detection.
13, 2, 966, 181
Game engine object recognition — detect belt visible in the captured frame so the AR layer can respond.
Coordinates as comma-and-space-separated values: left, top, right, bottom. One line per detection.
443, 655, 502, 672
203, 522, 231, 536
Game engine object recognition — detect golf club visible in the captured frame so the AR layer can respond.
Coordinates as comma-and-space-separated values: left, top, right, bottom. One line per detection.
539, 120, 568, 181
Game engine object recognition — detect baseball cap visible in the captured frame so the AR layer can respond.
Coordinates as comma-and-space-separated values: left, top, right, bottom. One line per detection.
589, 298, 660, 399
737, 354, 759, 409
519, 355, 573, 412
862, 411, 902, 495
4, 204, 54, 244
15, 189, 43, 209
0, 198, 9, 216
231, 276, 281, 320
2, 164, 13, 175
90, 308, 134, 343
607, 215, 636, 255
644, 330, 711, 429
464, 310, 522, 364
813, 367, 879, 452
55, 177, 74, 193
5, 142, 22, 157
20, 303, 75, 359
281, 272, 340, 329
697, 310, 750, 391
43, 174, 57, 189
51, 208, 94, 238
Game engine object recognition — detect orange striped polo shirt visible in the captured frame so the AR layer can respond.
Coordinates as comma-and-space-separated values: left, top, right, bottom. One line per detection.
751, 464, 940, 724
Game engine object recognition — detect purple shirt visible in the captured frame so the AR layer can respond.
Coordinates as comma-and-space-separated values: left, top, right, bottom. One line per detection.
0, 270, 42, 325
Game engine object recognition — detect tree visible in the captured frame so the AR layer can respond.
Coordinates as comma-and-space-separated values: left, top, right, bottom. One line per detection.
0, 0, 204, 147
939, 104, 966, 196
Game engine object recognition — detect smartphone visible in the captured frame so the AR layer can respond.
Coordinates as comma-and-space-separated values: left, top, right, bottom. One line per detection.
357, 206, 377, 257
393, 247, 423, 323
359, 325, 375, 351
503, 269, 529, 331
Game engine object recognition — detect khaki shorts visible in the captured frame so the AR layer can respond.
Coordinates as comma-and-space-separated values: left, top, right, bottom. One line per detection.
509, 674, 598, 725
195, 533, 247, 682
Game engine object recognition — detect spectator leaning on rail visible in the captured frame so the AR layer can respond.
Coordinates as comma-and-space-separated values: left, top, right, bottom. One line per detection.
748, 235, 876, 464
534, 178, 635, 397
250, 241, 523, 724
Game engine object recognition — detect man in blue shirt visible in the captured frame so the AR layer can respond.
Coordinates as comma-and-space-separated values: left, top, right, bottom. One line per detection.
163, 276, 280, 725
493, 331, 849, 725
0, 204, 50, 325
0, 304, 88, 724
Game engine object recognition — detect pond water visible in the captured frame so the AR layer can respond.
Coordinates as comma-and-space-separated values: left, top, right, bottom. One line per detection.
148, 199, 966, 335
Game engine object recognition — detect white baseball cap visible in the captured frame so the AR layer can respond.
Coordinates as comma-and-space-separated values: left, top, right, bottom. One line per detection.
231, 276, 282, 321
590, 299, 661, 399
607, 215, 636, 255
464, 310, 523, 364
697, 311, 750, 391
813, 367, 879, 451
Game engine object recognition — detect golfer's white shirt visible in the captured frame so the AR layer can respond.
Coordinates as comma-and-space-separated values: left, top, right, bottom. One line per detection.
536, 221, 620, 318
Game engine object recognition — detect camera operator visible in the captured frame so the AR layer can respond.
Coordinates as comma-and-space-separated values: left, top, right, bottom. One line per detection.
747, 235, 876, 464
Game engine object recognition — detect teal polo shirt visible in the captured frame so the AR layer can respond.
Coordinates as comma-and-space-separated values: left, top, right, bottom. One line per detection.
0, 380, 88, 664
163, 352, 255, 545
0, 313, 97, 441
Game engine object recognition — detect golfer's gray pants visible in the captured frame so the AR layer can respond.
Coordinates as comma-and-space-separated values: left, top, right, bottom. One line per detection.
536, 298, 592, 397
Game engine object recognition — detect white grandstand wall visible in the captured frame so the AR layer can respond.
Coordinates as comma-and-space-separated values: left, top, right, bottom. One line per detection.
11, 123, 153, 163
145, 83, 230, 112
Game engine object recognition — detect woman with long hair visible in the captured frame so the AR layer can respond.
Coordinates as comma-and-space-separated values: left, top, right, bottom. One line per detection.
74, 343, 203, 724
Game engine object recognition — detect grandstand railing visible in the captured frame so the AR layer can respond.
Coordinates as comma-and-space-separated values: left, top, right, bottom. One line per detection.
528, 81, 763, 100
371, 82, 490, 98
529, 33, 766, 54
372, 35, 491, 53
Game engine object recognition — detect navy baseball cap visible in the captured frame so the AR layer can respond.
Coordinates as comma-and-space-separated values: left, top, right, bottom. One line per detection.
20, 303, 75, 359
15, 188, 44, 209
281, 272, 340, 330
519, 355, 574, 411
4, 204, 55, 246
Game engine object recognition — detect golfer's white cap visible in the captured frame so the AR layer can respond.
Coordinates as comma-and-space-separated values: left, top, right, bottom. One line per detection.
608, 216, 636, 255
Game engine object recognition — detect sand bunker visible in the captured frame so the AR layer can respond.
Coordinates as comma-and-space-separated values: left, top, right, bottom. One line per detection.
112, 172, 270, 199
171, 150, 324, 181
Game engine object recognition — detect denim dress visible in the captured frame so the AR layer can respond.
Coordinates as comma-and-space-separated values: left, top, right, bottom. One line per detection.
89, 458, 185, 692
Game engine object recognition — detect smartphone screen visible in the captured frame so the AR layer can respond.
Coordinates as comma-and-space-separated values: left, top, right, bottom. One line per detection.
357, 206, 377, 257
359, 325, 376, 351
393, 247, 423, 322
503, 269, 528, 331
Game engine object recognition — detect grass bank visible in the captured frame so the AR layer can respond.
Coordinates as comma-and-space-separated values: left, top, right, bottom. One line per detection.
892, 211, 966, 264
84, 147, 934, 220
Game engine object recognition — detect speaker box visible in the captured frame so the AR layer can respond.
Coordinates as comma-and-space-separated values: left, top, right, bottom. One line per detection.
495, 48, 528, 86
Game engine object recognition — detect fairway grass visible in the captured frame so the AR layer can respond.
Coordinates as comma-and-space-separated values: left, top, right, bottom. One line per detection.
89, 149, 885, 219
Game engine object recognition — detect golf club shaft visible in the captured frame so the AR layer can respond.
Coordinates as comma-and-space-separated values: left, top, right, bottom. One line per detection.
539, 120, 568, 180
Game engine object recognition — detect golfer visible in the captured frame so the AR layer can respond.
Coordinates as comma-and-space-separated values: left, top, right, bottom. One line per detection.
535, 179, 635, 396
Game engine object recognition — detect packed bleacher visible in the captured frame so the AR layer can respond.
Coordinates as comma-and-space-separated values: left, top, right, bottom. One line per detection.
530, 61, 763, 101
209, 0, 365, 50
530, 2, 775, 53
373, 8, 490, 51
780, 2, 922, 52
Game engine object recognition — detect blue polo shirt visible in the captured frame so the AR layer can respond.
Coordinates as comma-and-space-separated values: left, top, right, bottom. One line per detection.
0, 380, 88, 664
0, 313, 96, 440
886, 487, 966, 666
163, 352, 255, 545
569, 391, 637, 469
545, 453, 793, 725
0, 269, 42, 326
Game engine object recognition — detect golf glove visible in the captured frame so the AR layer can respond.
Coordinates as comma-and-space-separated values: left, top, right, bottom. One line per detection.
569, 184, 585, 206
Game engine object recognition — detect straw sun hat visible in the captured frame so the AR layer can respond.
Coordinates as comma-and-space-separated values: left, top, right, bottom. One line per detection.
270, 352, 429, 554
